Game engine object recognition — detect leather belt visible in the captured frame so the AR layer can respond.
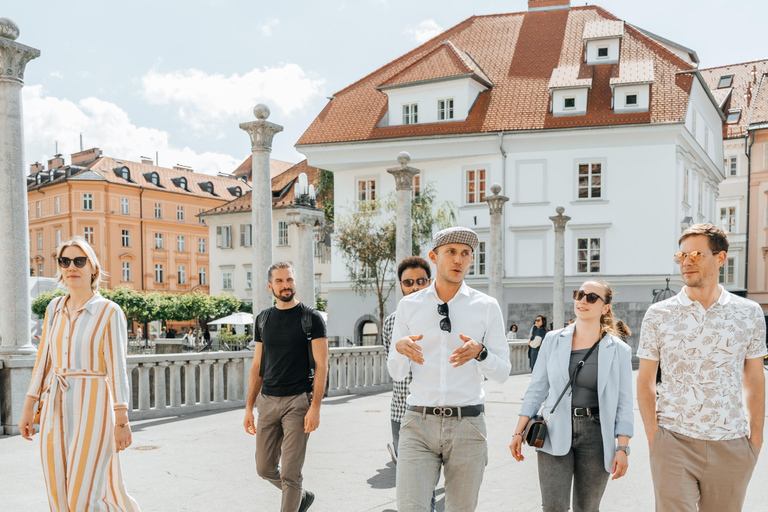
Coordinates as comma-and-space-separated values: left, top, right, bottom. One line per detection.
572, 406, 599, 417
407, 405, 484, 418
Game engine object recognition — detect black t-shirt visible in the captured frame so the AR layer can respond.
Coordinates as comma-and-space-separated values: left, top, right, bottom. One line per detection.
255, 303, 327, 397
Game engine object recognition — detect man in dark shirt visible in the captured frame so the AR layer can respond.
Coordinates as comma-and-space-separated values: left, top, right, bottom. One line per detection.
244, 262, 328, 512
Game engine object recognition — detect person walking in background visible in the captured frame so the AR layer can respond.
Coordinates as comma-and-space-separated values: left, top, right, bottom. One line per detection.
637, 224, 766, 512
529, 315, 548, 370
510, 280, 634, 511
507, 324, 518, 340
389, 227, 511, 511
17, 237, 141, 511
244, 262, 328, 512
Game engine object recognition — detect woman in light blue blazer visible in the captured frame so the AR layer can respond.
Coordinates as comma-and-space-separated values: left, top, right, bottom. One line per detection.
509, 280, 634, 512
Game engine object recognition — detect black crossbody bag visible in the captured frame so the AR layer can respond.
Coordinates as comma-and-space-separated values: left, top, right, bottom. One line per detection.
524, 335, 602, 448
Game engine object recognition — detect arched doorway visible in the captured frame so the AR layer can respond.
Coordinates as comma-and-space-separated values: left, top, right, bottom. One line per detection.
353, 314, 380, 346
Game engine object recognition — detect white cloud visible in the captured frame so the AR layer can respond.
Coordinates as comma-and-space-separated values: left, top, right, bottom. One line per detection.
49, 71, 64, 79
22, 85, 240, 176
140, 64, 326, 133
406, 19, 443, 44
259, 18, 279, 37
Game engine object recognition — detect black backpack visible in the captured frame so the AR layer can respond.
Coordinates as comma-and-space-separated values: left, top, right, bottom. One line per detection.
256, 304, 329, 398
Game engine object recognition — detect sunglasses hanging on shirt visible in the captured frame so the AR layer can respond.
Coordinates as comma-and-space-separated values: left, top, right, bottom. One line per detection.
437, 303, 451, 332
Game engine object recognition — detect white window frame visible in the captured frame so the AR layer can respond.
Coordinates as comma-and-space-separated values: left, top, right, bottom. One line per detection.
37, 232, 43, 250
729, 156, 738, 177
177, 235, 186, 252
55, 229, 61, 247
154, 263, 164, 283
36, 201, 41, 218
83, 226, 94, 244
222, 270, 234, 290
122, 229, 130, 247
155, 233, 164, 250
121, 198, 129, 215
563, 96, 576, 110
402, 103, 418, 125
82, 193, 93, 211
575, 161, 604, 200
199, 208, 206, 225
240, 224, 253, 247
216, 225, 232, 249
683, 169, 690, 205
54, 197, 60, 214
177, 265, 186, 285
720, 205, 737, 234
177, 205, 184, 221
122, 261, 131, 282
38, 263, 44, 277
465, 168, 487, 205
154, 202, 162, 219
719, 256, 736, 285
199, 267, 207, 286
437, 98, 454, 121
357, 178, 377, 203
277, 221, 289, 247
576, 237, 602, 274
246, 270, 253, 290
596, 46, 609, 59
624, 92, 638, 107
467, 241, 487, 277
199, 237, 207, 254
412, 174, 421, 200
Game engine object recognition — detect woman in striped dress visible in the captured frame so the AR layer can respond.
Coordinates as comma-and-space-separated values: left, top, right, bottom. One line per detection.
18, 237, 141, 511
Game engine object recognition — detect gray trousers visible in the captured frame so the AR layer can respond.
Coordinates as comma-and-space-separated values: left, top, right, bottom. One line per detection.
392, 419, 438, 512
256, 392, 311, 512
537, 415, 609, 512
396, 410, 488, 512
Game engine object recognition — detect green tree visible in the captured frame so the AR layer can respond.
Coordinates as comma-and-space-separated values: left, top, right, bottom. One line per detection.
30, 289, 66, 319
335, 183, 455, 332
315, 168, 334, 225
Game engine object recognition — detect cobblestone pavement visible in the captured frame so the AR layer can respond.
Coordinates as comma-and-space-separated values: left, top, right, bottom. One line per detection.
3, 372, 768, 511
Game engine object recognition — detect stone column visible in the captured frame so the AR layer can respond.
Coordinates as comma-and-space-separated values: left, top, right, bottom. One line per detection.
387, 152, 420, 300
240, 104, 283, 314
153, 362, 168, 410
285, 207, 325, 304
137, 365, 151, 411
0, 19, 40, 355
169, 362, 183, 408
184, 361, 199, 406
484, 184, 509, 305
549, 206, 571, 331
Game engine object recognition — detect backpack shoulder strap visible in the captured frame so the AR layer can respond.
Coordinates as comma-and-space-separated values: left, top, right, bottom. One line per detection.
301, 304, 316, 372
257, 308, 272, 377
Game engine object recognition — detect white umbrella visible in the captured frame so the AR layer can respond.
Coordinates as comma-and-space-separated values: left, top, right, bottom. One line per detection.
207, 312, 253, 325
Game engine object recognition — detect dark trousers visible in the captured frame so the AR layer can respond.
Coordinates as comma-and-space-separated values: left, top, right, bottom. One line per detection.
529, 346, 540, 369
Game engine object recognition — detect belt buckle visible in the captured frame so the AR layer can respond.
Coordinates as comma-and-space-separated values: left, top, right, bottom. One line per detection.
432, 406, 453, 417
573, 408, 585, 417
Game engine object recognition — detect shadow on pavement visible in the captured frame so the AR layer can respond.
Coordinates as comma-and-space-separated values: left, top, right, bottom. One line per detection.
367, 462, 396, 489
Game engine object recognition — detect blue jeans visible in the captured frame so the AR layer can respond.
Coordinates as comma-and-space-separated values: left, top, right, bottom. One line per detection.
396, 410, 487, 512
536, 414, 609, 512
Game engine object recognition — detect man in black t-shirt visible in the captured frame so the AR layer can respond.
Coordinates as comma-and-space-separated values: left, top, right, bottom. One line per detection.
244, 262, 327, 512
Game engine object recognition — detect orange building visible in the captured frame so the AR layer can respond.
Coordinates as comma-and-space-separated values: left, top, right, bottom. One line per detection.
27, 148, 251, 299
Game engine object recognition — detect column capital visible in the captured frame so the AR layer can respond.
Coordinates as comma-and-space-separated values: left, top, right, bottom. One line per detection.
549, 206, 571, 231
0, 20, 40, 85
239, 104, 283, 152
285, 206, 325, 228
483, 183, 509, 215
387, 152, 420, 190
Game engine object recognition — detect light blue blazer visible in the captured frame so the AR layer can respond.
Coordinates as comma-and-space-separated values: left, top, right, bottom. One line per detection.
518, 324, 634, 472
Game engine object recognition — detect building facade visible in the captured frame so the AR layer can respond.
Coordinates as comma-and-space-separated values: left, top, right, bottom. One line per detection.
296, 0, 725, 351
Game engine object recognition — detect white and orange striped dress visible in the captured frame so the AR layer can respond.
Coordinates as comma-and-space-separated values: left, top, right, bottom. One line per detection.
26, 293, 141, 511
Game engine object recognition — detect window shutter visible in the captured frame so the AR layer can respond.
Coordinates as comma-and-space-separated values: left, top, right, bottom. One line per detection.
216, 226, 222, 248
240, 225, 245, 247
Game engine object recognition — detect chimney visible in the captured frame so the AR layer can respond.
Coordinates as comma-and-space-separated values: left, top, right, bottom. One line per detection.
141, 156, 154, 165
30, 162, 44, 175
745, 83, 752, 107
752, 65, 758, 84
528, 0, 570, 12
71, 147, 102, 165
48, 154, 65, 170
173, 164, 194, 173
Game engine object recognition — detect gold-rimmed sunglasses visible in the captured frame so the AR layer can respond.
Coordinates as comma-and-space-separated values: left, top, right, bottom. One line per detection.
673, 251, 720, 265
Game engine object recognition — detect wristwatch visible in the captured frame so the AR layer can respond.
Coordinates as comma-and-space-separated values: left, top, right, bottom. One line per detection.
617, 445, 630, 456
476, 344, 488, 362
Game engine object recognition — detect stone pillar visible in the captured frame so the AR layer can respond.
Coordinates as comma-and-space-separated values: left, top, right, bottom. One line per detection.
285, 207, 325, 304
549, 206, 571, 331
199, 360, 214, 405
0, 19, 40, 355
483, 184, 509, 305
169, 362, 183, 408
137, 365, 151, 411
184, 361, 199, 406
153, 362, 168, 410
212, 361, 226, 403
240, 104, 283, 315
387, 152, 420, 300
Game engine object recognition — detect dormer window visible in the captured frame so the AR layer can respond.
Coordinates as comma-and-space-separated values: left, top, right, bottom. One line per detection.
610, 61, 653, 113
227, 186, 243, 197
171, 176, 188, 191
438, 99, 454, 120
582, 20, 623, 65
199, 181, 216, 195
142, 171, 163, 187
549, 65, 592, 116
726, 109, 741, 124
625, 94, 638, 106
564, 97, 576, 109
113, 166, 132, 182
718, 74, 734, 89
403, 103, 418, 125
597, 47, 609, 59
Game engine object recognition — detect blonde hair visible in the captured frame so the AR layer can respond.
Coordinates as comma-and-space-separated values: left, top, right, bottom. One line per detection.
55, 236, 108, 291
583, 280, 618, 337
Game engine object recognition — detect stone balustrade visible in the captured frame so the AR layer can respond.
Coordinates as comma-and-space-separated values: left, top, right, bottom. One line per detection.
508, 341, 532, 375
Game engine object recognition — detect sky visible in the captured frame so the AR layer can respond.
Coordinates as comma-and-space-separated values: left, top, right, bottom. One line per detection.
7, 0, 768, 176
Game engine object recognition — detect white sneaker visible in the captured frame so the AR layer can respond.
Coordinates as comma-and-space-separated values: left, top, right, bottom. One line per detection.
387, 442, 397, 465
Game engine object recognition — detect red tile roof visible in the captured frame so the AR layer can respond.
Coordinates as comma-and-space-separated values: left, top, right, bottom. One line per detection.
750, 73, 768, 127
297, 6, 697, 147
701, 59, 768, 138
232, 157, 295, 180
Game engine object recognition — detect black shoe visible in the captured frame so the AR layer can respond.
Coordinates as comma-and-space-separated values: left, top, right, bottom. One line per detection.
298, 490, 315, 512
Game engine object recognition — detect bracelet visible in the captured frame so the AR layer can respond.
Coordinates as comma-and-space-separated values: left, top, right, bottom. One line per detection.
117, 423, 129, 428
513, 432, 524, 438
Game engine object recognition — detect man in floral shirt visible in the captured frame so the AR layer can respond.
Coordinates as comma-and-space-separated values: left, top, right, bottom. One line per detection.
637, 223, 766, 511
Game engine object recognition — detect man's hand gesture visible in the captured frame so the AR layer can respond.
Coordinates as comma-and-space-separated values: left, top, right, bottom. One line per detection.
396, 335, 424, 365
449, 334, 483, 367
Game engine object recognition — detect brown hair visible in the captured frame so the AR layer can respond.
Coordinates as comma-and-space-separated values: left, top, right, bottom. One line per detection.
678, 223, 729, 253
583, 280, 618, 337
267, 261, 295, 282
615, 320, 632, 340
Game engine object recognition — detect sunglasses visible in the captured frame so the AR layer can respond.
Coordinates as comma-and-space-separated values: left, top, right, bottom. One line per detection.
573, 290, 609, 304
401, 278, 429, 287
673, 251, 720, 265
437, 303, 451, 333
58, 256, 88, 268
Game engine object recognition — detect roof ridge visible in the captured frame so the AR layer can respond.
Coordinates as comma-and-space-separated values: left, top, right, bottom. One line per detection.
377, 39, 474, 88
332, 16, 478, 97
622, 22, 693, 71
701, 58, 768, 72
748, 73, 768, 126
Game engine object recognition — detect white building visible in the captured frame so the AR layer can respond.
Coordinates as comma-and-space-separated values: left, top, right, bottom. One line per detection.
296, 0, 724, 351
200, 160, 331, 307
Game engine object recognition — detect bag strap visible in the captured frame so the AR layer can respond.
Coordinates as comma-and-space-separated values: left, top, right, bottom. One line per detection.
301, 304, 316, 375
257, 308, 271, 378
545, 332, 604, 422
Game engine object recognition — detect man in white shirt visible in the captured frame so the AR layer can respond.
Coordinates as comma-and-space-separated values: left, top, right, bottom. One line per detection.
637, 223, 766, 511
388, 227, 511, 511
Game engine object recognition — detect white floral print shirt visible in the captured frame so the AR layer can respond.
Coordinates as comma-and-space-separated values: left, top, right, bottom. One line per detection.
638, 287, 767, 441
